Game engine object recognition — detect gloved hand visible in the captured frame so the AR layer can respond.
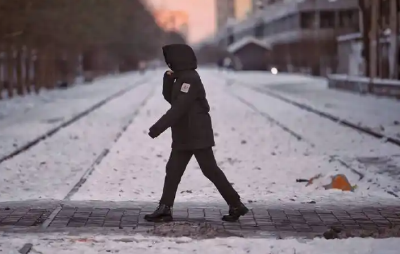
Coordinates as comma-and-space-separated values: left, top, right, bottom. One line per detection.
148, 125, 159, 139
164, 70, 175, 80
148, 131, 156, 139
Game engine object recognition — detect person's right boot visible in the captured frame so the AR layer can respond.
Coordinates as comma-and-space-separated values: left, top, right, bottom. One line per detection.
222, 201, 249, 222
144, 204, 173, 222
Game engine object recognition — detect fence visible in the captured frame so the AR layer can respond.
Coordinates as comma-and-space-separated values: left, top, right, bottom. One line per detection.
328, 74, 400, 99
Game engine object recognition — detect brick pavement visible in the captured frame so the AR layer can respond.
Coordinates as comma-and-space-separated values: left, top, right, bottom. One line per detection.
1, 201, 400, 239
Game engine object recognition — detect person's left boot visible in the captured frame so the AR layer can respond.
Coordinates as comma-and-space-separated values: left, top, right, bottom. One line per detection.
144, 204, 173, 222
222, 201, 249, 222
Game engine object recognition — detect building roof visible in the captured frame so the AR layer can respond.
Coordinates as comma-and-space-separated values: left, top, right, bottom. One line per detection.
227, 36, 271, 53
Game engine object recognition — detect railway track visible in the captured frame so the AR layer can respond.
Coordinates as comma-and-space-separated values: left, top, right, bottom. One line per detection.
0, 77, 149, 165
227, 77, 400, 148
63, 85, 156, 200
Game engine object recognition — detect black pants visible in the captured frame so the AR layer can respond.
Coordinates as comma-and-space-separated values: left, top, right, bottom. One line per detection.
160, 147, 240, 206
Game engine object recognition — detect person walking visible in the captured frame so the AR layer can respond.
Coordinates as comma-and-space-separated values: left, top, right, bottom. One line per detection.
145, 44, 248, 223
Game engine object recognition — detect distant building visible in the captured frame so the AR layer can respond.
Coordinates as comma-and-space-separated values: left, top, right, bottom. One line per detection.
227, 36, 271, 70
234, 0, 253, 21
153, 10, 189, 38
251, 0, 284, 12
216, 0, 236, 30
337, 0, 400, 80
223, 0, 360, 75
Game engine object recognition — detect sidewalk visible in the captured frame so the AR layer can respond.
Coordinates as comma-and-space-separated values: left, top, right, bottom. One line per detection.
0, 200, 399, 239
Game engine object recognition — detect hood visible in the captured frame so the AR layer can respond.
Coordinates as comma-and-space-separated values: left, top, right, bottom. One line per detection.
162, 44, 197, 71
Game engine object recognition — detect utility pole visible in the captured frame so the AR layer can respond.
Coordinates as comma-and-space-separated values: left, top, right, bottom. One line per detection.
369, 0, 378, 80
389, 0, 398, 79
359, 0, 370, 77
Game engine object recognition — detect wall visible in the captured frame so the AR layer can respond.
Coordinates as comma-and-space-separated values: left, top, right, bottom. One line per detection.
216, 0, 236, 30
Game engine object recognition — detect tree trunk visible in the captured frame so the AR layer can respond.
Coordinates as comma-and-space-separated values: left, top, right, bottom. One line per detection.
66, 49, 78, 85
25, 47, 32, 94
6, 43, 14, 98
15, 44, 24, 96
0, 44, 4, 100
47, 46, 56, 89
42, 47, 51, 89
34, 48, 45, 93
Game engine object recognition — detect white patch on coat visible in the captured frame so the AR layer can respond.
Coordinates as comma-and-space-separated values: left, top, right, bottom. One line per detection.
180, 83, 190, 93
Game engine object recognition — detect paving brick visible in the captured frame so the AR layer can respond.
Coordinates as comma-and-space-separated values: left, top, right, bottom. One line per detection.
102, 221, 121, 227
49, 223, 68, 228
16, 220, 36, 226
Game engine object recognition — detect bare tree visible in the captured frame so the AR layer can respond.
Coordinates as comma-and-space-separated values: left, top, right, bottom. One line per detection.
0, 0, 172, 97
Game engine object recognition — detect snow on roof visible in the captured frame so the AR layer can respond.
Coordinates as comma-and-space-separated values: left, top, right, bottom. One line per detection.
336, 33, 362, 42
227, 36, 271, 53
231, 15, 259, 34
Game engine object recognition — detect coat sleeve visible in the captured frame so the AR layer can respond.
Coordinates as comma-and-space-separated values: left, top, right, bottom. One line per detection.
162, 72, 174, 104
149, 79, 198, 137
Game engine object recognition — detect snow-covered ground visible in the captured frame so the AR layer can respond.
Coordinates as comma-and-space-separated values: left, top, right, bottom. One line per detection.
0, 72, 145, 120
0, 74, 158, 201
223, 71, 326, 87
228, 83, 400, 197
0, 233, 399, 254
72, 71, 400, 205
1, 69, 400, 253
0, 71, 159, 159
225, 71, 400, 140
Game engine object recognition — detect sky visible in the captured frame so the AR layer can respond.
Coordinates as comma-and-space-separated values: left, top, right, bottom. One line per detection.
146, 0, 216, 44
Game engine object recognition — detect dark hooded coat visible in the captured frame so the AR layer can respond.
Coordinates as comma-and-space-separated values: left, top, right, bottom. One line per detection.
149, 44, 215, 150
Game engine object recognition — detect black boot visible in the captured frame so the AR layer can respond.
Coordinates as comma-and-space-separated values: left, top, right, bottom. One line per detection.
222, 202, 249, 222
144, 204, 173, 222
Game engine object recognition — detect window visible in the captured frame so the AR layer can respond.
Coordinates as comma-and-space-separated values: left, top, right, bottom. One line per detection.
380, 0, 390, 28
290, 13, 300, 29
227, 28, 234, 45
300, 12, 315, 29
339, 9, 359, 30
281, 15, 290, 32
254, 22, 264, 38
287, 14, 298, 29
319, 11, 335, 28
264, 23, 271, 36
270, 20, 278, 34
228, 34, 234, 45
